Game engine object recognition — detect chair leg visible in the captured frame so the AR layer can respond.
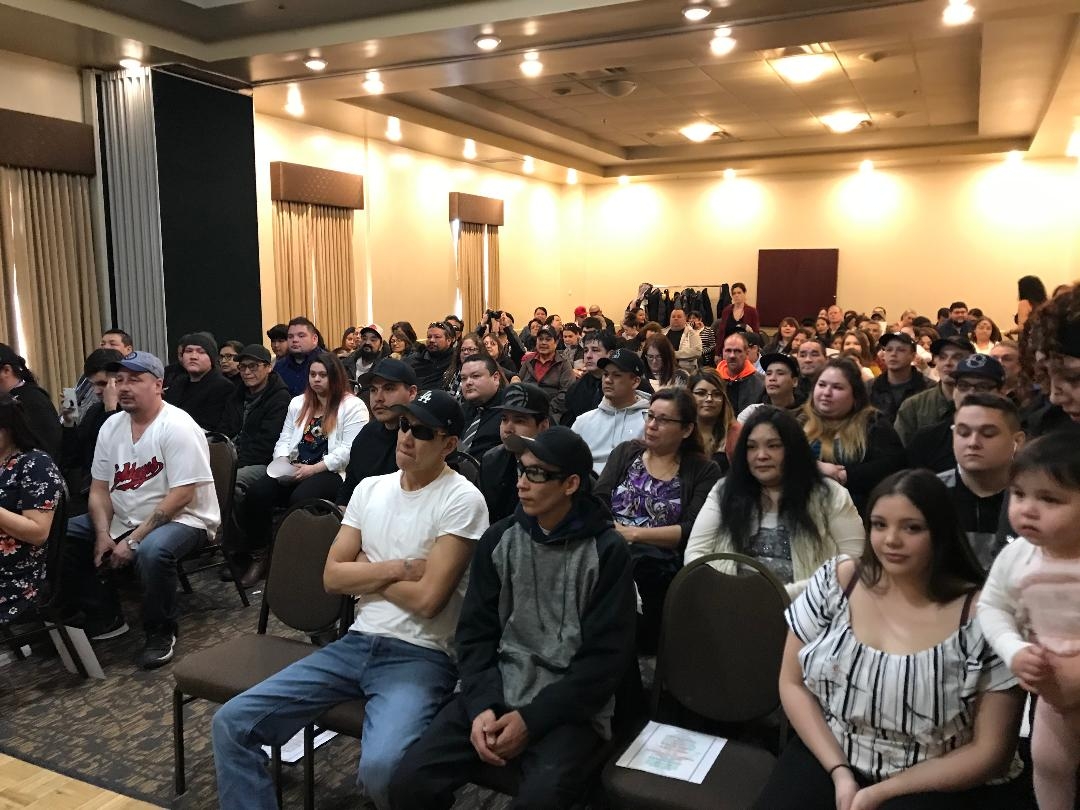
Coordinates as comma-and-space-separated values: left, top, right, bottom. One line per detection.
304, 725, 315, 810
177, 561, 193, 594
272, 745, 283, 809
226, 555, 250, 607
54, 625, 89, 679
173, 689, 187, 795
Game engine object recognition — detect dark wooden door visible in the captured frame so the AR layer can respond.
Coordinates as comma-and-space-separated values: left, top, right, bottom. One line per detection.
756, 249, 839, 327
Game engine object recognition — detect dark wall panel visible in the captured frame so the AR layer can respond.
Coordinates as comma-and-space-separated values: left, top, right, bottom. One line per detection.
152, 71, 262, 352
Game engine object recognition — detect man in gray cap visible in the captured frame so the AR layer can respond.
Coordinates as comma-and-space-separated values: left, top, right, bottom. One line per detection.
61, 351, 221, 669
478, 382, 551, 523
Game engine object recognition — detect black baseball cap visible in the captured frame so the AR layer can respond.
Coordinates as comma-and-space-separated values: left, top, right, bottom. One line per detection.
494, 382, 550, 418
504, 426, 594, 487
359, 357, 418, 387
953, 354, 1005, 385
237, 344, 272, 364
392, 389, 465, 437
878, 332, 916, 351
744, 331, 765, 348
597, 348, 647, 376
536, 324, 559, 341
266, 324, 288, 341
760, 352, 799, 376
930, 336, 975, 356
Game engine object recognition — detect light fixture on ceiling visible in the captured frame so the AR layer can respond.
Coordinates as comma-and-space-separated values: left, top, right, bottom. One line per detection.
859, 159, 874, 174
463, 138, 478, 160
362, 71, 384, 94
284, 84, 304, 117
821, 111, 871, 134
682, 3, 712, 22
118, 58, 142, 71
304, 57, 327, 71
770, 51, 833, 84
595, 79, 637, 99
566, 168, 579, 185
1005, 149, 1024, 165
942, 0, 975, 26
710, 27, 736, 57
680, 121, 720, 142
723, 168, 736, 181
520, 51, 543, 78
522, 155, 535, 174
618, 175, 630, 185
474, 34, 501, 51
385, 116, 402, 142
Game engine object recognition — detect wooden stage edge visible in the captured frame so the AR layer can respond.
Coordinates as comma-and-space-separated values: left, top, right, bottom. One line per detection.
0, 754, 161, 810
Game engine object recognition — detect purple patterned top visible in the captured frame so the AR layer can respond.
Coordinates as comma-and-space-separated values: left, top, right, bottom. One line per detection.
611, 455, 682, 563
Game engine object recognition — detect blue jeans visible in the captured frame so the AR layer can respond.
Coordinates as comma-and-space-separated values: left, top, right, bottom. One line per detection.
62, 513, 204, 631
212, 632, 457, 810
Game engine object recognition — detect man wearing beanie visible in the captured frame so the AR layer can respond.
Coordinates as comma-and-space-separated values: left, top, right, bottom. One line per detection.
391, 426, 636, 809
164, 332, 236, 432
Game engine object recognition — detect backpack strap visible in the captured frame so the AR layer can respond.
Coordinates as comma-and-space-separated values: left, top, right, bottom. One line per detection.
959, 589, 977, 627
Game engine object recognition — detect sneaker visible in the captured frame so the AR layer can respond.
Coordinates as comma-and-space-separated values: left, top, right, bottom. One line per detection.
83, 614, 129, 641
137, 629, 176, 669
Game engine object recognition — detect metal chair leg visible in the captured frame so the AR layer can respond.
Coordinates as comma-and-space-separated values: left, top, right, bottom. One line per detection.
272, 745, 283, 809
54, 624, 89, 679
177, 561, 193, 594
304, 725, 315, 810
173, 689, 187, 795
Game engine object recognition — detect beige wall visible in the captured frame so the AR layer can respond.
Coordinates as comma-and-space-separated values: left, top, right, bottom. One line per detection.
565, 160, 1080, 329
0, 49, 83, 122
253, 114, 563, 337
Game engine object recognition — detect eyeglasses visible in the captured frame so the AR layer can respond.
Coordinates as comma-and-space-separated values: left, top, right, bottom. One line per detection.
399, 416, 441, 441
219, 354, 237, 361
428, 322, 452, 334
691, 389, 719, 400
237, 362, 265, 372
642, 412, 688, 426
516, 462, 569, 483
954, 380, 999, 394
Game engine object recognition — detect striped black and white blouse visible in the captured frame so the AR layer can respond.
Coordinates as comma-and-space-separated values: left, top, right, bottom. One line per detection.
788, 557, 1019, 783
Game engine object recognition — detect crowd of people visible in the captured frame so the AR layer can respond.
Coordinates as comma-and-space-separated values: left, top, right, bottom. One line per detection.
1, 272, 1079, 808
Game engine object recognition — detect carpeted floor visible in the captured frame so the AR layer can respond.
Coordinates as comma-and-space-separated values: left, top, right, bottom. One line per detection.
0, 571, 512, 809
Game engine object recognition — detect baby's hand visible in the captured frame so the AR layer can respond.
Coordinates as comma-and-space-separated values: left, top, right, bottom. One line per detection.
1012, 645, 1050, 691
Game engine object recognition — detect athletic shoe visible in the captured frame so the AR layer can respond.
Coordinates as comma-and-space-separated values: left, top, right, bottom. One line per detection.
83, 614, 129, 641
137, 629, 176, 669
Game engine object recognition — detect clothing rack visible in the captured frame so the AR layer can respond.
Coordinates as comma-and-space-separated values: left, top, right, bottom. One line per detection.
650, 283, 724, 290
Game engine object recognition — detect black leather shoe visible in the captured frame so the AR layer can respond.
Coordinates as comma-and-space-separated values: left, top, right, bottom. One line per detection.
238, 556, 269, 589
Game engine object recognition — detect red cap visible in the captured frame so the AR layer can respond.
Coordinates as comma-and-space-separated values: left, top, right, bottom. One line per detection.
574, 305, 587, 317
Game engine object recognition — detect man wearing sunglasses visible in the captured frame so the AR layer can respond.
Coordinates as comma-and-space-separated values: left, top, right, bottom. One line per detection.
407, 321, 456, 392
572, 348, 650, 474
392, 426, 635, 809
478, 382, 550, 522
212, 388, 488, 810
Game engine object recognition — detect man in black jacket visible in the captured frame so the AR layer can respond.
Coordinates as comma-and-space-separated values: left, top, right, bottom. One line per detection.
60, 348, 124, 514
408, 321, 455, 392
391, 427, 635, 810
478, 383, 550, 523
867, 332, 929, 423
458, 355, 505, 458
221, 345, 292, 492
163, 332, 236, 432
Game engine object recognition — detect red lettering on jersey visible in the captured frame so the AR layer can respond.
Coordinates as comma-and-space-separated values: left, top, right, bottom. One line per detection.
112, 457, 165, 491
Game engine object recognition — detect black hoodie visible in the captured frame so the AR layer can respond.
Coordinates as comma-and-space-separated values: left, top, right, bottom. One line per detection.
455, 495, 635, 741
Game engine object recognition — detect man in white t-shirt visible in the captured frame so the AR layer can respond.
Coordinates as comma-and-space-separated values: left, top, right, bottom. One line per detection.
61, 351, 220, 669
212, 389, 488, 810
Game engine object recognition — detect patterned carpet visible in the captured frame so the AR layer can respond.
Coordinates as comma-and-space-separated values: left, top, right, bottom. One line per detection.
0, 572, 512, 809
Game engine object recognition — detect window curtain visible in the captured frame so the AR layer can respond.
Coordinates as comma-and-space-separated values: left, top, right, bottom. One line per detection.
457, 222, 485, 332
0, 167, 102, 398
486, 226, 500, 311
272, 200, 354, 342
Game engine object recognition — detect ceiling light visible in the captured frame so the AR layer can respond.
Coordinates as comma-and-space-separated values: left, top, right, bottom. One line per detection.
1006, 150, 1023, 164
595, 79, 637, 98
723, 168, 736, 181
618, 175, 630, 186
385, 116, 402, 142
771, 52, 833, 84
520, 51, 543, 78
362, 71, 384, 94
304, 58, 327, 71
710, 28, 736, 57
859, 159, 874, 174
522, 156, 535, 174
680, 122, 719, 142
682, 4, 712, 22
474, 34, 501, 51
284, 84, 304, 117
566, 168, 578, 185
463, 138, 477, 160
943, 0, 975, 26
118, 58, 142, 71
821, 111, 870, 134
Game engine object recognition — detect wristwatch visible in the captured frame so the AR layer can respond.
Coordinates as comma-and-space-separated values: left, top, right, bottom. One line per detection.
126, 537, 139, 551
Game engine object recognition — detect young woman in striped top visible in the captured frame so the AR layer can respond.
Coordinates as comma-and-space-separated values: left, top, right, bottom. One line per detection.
753, 469, 1028, 810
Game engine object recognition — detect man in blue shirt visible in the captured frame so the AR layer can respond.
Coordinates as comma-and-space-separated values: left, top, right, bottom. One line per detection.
273, 317, 320, 396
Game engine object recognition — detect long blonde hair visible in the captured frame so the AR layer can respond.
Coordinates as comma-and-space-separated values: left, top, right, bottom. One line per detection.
801, 358, 873, 463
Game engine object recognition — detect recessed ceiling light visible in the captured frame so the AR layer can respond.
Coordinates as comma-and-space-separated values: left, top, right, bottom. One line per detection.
680, 122, 719, 142
118, 58, 142, 71
304, 58, 327, 71
770, 52, 833, 84
618, 175, 630, 185
474, 34, 501, 51
710, 27, 736, 56
362, 71, 384, 94
682, 4, 712, 22
385, 116, 402, 142
821, 111, 870, 134
463, 138, 477, 160
285, 84, 304, 117
859, 159, 874, 174
943, 0, 975, 26
522, 156, 535, 174
520, 51, 543, 78
723, 168, 736, 181
1006, 150, 1023, 164
566, 168, 578, 185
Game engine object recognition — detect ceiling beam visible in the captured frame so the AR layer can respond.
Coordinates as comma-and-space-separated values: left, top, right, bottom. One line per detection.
1029, 14, 1080, 156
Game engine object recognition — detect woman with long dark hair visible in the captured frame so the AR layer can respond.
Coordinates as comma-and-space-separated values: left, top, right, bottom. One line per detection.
237, 352, 368, 585
753, 469, 1025, 810
766, 317, 801, 355
642, 333, 688, 390
685, 407, 864, 596
687, 368, 737, 474
596, 388, 721, 652
0, 394, 65, 621
1017, 275, 1048, 332
0, 343, 60, 460
800, 358, 905, 516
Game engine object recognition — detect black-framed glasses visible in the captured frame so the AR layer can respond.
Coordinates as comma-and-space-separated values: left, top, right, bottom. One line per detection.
399, 416, 440, 441
691, 388, 719, 400
516, 462, 569, 484
954, 380, 999, 394
642, 411, 688, 426
237, 361, 265, 372
428, 321, 453, 334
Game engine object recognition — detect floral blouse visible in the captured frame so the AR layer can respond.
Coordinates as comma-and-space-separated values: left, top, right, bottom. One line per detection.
0, 450, 64, 620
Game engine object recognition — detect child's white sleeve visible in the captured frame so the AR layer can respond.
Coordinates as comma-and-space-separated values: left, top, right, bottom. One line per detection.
977, 540, 1032, 668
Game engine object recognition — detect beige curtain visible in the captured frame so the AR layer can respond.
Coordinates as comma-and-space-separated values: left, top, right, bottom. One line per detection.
486, 226, 500, 310
0, 167, 101, 398
0, 170, 21, 346
272, 201, 355, 342
458, 222, 485, 332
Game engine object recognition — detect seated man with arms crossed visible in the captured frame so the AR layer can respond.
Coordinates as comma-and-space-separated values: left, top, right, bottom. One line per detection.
212, 389, 488, 810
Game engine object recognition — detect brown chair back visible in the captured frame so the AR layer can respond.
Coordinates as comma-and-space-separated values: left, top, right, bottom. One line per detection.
205, 432, 237, 545
261, 499, 345, 635
654, 552, 790, 724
